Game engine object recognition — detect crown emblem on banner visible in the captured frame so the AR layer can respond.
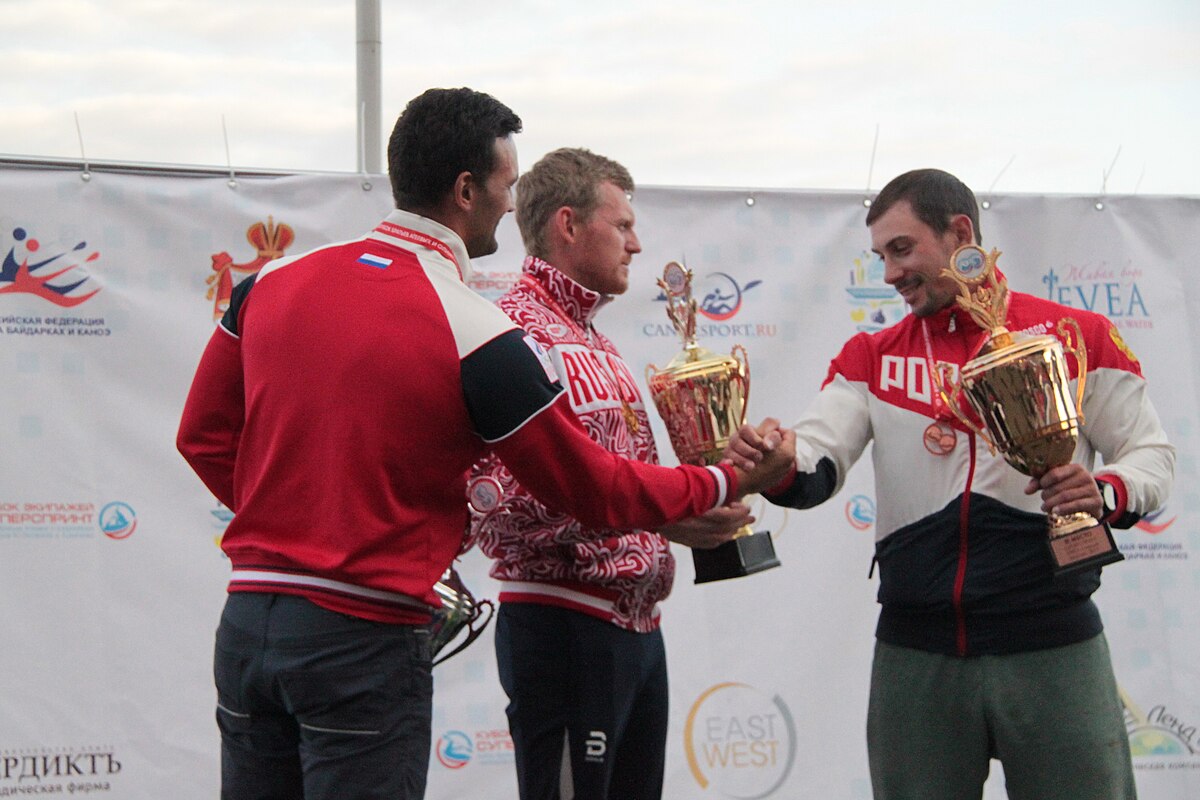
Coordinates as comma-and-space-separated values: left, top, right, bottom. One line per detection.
206, 216, 295, 320
245, 217, 295, 259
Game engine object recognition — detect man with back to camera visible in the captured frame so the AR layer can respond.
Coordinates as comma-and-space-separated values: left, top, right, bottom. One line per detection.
176, 89, 796, 800
467, 148, 752, 800
727, 168, 1174, 799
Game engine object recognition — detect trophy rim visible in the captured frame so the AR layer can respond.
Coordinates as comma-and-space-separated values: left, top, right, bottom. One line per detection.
964, 333, 1060, 375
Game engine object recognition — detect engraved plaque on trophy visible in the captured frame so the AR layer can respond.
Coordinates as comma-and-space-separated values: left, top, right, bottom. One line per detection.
931, 245, 1124, 576
646, 261, 782, 583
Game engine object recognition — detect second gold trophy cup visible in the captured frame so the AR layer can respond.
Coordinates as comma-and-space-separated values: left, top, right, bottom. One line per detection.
932, 245, 1124, 576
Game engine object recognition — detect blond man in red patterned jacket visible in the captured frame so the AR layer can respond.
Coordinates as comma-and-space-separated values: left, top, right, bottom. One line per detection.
469, 148, 751, 800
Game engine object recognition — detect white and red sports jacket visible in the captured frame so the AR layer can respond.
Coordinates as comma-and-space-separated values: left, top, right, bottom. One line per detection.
766, 288, 1174, 656
469, 257, 671, 633
177, 211, 734, 624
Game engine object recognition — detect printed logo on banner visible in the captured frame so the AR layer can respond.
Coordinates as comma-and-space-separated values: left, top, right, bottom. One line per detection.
435, 730, 473, 769
845, 250, 904, 332
1040, 262, 1153, 331
467, 270, 521, 302
1, 226, 102, 306
1123, 689, 1200, 772
211, 502, 233, 556
0, 226, 114, 337
845, 495, 876, 531
683, 682, 797, 797
643, 269, 777, 340
433, 728, 514, 768
1116, 504, 1188, 562
0, 745, 123, 792
206, 217, 294, 320
0, 500, 136, 541
98, 501, 137, 539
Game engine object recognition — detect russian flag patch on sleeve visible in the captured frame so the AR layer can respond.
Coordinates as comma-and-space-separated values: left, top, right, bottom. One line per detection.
357, 253, 392, 269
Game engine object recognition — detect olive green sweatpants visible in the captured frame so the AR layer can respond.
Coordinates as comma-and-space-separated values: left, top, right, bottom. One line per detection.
867, 634, 1136, 800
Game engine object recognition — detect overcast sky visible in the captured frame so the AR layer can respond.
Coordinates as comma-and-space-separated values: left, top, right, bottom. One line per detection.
4, 0, 1198, 196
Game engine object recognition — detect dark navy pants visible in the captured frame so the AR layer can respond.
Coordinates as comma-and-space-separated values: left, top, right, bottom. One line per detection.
495, 602, 669, 800
214, 593, 433, 800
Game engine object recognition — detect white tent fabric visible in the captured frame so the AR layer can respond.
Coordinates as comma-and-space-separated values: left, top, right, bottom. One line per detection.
0, 165, 1196, 799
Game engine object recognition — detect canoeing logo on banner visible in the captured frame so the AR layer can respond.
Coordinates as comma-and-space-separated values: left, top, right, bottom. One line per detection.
683, 682, 797, 797
652, 271, 761, 321
98, 501, 137, 540
645, 268, 777, 340
0, 500, 137, 541
205, 217, 295, 320
845, 250, 904, 332
0, 226, 104, 307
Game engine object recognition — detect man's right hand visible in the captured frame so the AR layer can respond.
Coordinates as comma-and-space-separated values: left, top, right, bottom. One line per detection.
659, 503, 753, 550
728, 418, 796, 497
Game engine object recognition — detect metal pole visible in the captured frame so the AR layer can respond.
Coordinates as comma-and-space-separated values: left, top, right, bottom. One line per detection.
356, 0, 382, 174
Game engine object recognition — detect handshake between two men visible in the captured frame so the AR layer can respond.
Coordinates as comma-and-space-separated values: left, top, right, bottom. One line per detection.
657, 420, 796, 551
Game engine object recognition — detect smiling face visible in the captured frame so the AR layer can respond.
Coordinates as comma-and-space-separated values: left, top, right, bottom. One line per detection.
869, 199, 972, 317
560, 181, 641, 296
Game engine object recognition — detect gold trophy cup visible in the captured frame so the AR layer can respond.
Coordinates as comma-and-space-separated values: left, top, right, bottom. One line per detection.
646, 261, 782, 583
932, 245, 1123, 577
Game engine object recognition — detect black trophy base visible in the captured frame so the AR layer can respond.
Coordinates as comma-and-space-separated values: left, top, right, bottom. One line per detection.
692, 530, 781, 584
1049, 521, 1124, 578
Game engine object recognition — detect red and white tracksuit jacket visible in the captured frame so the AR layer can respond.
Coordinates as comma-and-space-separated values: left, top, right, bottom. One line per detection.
766, 289, 1174, 656
176, 212, 734, 624
469, 257, 671, 633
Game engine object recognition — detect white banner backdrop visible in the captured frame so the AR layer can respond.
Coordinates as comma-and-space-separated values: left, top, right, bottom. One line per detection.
0, 166, 1196, 800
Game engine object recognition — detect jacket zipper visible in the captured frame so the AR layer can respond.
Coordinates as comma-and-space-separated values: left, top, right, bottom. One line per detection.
953, 433, 977, 656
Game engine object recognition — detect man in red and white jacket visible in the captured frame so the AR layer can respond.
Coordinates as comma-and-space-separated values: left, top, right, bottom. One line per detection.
729, 169, 1174, 800
469, 148, 750, 800
177, 94, 793, 800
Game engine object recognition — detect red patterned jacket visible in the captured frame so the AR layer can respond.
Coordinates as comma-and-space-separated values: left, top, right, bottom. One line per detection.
469, 257, 672, 632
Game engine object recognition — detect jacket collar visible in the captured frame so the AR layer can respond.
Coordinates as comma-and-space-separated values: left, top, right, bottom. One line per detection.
522, 256, 612, 328
370, 209, 474, 282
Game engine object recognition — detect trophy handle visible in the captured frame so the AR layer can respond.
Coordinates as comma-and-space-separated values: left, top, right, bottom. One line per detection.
432, 598, 495, 667
1056, 317, 1087, 426
645, 363, 659, 387
931, 362, 999, 454
730, 344, 750, 425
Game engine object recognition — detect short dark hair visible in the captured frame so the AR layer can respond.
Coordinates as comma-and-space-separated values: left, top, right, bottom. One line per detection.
387, 87, 522, 210
516, 148, 635, 260
866, 168, 982, 244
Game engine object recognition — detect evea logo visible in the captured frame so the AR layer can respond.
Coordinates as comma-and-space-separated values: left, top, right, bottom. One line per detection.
683, 682, 796, 798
